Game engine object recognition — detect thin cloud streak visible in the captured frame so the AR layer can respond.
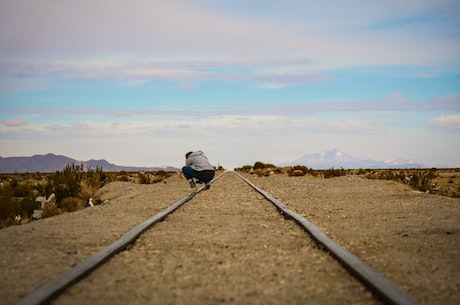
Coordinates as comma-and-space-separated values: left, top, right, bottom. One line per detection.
1, 1, 459, 66
1, 94, 459, 119
0, 59, 328, 89
430, 114, 460, 129
1, 94, 460, 121
0, 111, 451, 141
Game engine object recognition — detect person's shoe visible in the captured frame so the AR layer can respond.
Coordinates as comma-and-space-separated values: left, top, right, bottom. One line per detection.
204, 183, 211, 190
188, 179, 196, 189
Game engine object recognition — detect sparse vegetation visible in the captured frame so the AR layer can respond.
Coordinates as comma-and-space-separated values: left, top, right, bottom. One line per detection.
323, 167, 348, 178
235, 161, 280, 177
234, 165, 253, 173
364, 168, 438, 193
0, 165, 179, 229
287, 165, 311, 177
235, 163, 460, 198
0, 177, 40, 228
137, 170, 173, 184
60, 197, 86, 213
353, 168, 459, 197
2, 163, 458, 229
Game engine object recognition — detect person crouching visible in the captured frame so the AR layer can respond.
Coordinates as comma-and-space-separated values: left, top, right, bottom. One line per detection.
182, 151, 215, 190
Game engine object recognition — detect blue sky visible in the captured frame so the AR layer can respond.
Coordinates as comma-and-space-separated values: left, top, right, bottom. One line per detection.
1, 0, 459, 169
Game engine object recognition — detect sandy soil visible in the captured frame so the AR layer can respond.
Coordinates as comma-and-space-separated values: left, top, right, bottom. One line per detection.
0, 172, 459, 305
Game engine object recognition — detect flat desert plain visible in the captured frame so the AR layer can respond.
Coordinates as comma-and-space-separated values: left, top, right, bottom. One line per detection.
0, 172, 459, 305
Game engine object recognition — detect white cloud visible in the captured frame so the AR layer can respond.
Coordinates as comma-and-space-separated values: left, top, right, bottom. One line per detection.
0, 113, 379, 140
430, 115, 460, 129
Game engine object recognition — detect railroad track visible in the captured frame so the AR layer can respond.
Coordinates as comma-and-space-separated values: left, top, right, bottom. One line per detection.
15, 171, 421, 305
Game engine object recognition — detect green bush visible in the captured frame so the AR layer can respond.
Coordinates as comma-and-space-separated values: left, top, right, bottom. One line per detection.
0, 183, 39, 228
47, 164, 84, 206
85, 166, 108, 192
0, 185, 16, 227
0, 164, 112, 228
13, 182, 34, 197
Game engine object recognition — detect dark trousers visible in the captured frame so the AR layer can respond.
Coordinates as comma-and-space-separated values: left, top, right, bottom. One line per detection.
182, 167, 215, 183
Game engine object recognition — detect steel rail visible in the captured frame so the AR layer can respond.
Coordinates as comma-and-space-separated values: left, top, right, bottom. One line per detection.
15, 173, 222, 305
236, 172, 422, 305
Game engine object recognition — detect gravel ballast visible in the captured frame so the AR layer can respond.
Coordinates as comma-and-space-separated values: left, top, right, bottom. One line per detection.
1, 172, 459, 305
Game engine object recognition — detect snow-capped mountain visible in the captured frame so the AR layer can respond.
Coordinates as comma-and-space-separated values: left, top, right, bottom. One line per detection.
285, 149, 425, 169
383, 157, 424, 167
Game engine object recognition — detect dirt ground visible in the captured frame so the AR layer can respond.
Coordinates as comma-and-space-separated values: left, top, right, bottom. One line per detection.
0, 171, 459, 305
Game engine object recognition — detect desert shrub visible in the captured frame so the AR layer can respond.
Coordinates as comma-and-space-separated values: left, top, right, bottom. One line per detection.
137, 172, 149, 184
85, 166, 108, 193
156, 170, 171, 179
0, 194, 40, 228
12, 182, 34, 197
42, 202, 60, 217
117, 174, 130, 182
252, 161, 277, 170
136, 171, 169, 184
235, 165, 253, 173
253, 161, 266, 170
0, 179, 42, 227
288, 165, 310, 176
357, 168, 369, 175
150, 176, 163, 183
0, 185, 16, 226
151, 171, 172, 183
60, 197, 85, 212
18, 195, 40, 217
382, 170, 395, 180
291, 170, 305, 176
0, 166, 112, 228
407, 169, 437, 192
366, 168, 439, 194
254, 169, 271, 177
323, 167, 347, 178
79, 181, 93, 202
41, 164, 108, 213
47, 164, 84, 205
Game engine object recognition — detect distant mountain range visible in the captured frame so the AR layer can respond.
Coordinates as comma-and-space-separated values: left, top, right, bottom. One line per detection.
0, 153, 179, 173
0, 149, 427, 173
283, 149, 425, 169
